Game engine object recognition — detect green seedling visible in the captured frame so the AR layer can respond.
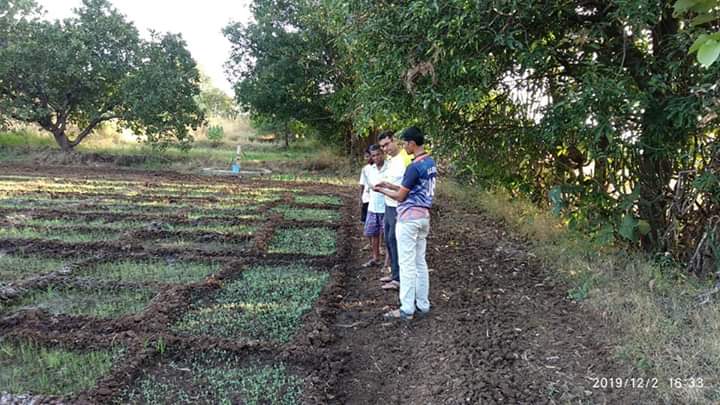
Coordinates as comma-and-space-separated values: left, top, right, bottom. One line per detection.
293, 194, 342, 206
0, 255, 67, 283
173, 264, 328, 342
7, 286, 156, 318
125, 351, 302, 405
83, 260, 220, 284
0, 340, 120, 396
272, 206, 340, 221
268, 228, 336, 256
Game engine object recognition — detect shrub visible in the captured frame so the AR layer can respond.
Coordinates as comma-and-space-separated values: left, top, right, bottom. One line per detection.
207, 125, 225, 147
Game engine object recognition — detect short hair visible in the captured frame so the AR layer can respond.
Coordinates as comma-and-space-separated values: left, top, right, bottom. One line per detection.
377, 130, 394, 142
368, 144, 382, 153
401, 126, 424, 146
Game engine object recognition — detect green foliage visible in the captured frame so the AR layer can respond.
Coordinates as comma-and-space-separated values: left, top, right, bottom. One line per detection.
224, 0, 349, 146
173, 264, 328, 342
674, 1, 720, 65
0, 340, 119, 395
126, 352, 302, 405
8, 286, 156, 318
206, 125, 225, 147
228, 0, 719, 263
196, 73, 238, 119
0, 0, 204, 151
268, 227, 336, 256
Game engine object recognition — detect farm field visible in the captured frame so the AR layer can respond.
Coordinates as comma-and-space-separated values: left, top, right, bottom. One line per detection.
0, 164, 350, 404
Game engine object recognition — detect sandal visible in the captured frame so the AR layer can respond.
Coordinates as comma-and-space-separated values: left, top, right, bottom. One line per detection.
381, 280, 399, 290
379, 275, 393, 282
383, 308, 413, 320
362, 259, 380, 268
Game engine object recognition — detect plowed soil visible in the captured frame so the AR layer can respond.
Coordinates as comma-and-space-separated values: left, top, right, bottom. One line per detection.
327, 199, 653, 404
0, 163, 651, 403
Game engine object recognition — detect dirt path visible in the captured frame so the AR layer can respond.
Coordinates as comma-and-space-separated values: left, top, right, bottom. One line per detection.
330, 199, 650, 404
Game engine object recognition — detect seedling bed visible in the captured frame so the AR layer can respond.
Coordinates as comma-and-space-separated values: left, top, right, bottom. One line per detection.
0, 254, 68, 284
172, 264, 329, 342
0, 165, 353, 403
293, 194, 343, 206
0, 339, 124, 398
122, 349, 305, 405
4, 217, 259, 235
0, 206, 263, 224
2, 284, 157, 319
268, 227, 337, 256
272, 205, 341, 222
75, 260, 222, 285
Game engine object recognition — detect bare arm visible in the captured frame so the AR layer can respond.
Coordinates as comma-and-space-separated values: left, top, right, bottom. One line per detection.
373, 185, 409, 202
375, 181, 401, 191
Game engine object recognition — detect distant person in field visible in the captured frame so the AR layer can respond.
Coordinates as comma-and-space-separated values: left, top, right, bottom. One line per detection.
377, 130, 412, 290
359, 147, 373, 225
361, 144, 387, 267
374, 127, 437, 320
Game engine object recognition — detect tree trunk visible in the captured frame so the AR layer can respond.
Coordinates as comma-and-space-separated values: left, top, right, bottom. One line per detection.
284, 123, 290, 149
637, 152, 671, 250
638, 104, 675, 251
52, 130, 74, 152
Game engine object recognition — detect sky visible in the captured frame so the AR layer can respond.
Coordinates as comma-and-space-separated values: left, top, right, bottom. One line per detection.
38, 0, 253, 95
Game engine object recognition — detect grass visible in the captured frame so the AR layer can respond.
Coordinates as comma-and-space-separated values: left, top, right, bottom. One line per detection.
439, 180, 720, 404
268, 228, 336, 256
293, 194, 343, 205
0, 129, 55, 149
272, 206, 340, 221
172, 264, 328, 342
0, 123, 326, 172
83, 260, 220, 284
5, 286, 156, 318
125, 351, 302, 405
0, 226, 119, 243
0, 340, 120, 396
0, 254, 67, 283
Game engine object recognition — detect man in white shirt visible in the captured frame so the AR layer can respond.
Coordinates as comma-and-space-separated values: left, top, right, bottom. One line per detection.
358, 148, 373, 224
377, 130, 408, 290
361, 144, 387, 267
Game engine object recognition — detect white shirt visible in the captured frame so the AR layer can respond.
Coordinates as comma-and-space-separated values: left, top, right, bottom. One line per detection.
359, 164, 372, 203
382, 153, 406, 208
366, 162, 388, 213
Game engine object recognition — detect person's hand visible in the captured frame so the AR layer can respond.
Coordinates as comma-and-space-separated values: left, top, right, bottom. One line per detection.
372, 185, 383, 192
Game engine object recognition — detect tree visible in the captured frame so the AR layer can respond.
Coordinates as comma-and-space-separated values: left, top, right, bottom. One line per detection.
236, 0, 720, 263
0, 0, 204, 151
224, 0, 350, 149
196, 73, 238, 119
314, 1, 719, 259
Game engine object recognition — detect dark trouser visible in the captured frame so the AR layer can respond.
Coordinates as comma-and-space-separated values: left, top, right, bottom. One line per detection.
361, 202, 369, 223
384, 206, 399, 282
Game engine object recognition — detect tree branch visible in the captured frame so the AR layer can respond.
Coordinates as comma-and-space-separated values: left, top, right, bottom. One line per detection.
68, 114, 118, 147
